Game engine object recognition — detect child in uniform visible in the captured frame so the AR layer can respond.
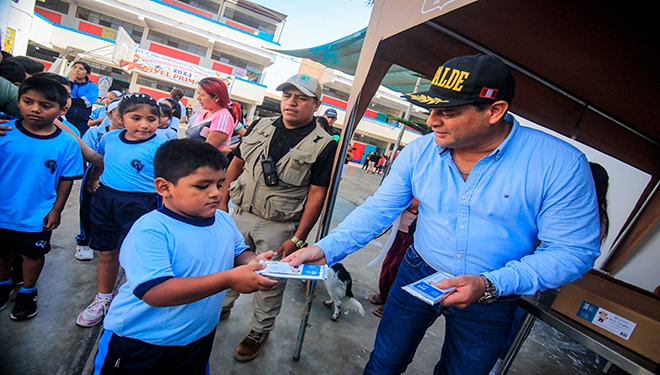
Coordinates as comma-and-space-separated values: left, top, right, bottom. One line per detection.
155, 103, 177, 140
0, 77, 83, 320
88, 90, 121, 128
93, 139, 277, 373
77, 93, 168, 327
74, 99, 124, 261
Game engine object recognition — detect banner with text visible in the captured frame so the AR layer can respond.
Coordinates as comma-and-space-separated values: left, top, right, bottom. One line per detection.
120, 48, 232, 87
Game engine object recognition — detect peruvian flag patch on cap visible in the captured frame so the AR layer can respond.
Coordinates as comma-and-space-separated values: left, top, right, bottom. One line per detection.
479, 88, 499, 100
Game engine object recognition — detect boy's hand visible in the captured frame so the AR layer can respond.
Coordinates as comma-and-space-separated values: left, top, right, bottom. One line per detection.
228, 263, 277, 293
249, 250, 274, 265
43, 210, 62, 231
87, 179, 100, 193
282, 245, 327, 266
0, 123, 12, 136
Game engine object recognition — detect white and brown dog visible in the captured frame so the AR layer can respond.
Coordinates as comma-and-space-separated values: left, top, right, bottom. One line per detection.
323, 263, 365, 321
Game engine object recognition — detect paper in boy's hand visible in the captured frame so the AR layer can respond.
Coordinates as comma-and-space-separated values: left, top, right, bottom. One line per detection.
255, 260, 328, 280
402, 270, 456, 305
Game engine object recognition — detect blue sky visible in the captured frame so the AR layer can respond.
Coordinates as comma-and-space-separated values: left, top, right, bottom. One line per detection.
255, 0, 373, 49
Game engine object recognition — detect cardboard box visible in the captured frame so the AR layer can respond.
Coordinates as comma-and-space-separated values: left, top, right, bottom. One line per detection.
551, 270, 660, 363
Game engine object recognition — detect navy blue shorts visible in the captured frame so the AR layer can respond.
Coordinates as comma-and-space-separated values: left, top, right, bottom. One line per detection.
0, 228, 52, 258
94, 328, 215, 374
89, 184, 158, 251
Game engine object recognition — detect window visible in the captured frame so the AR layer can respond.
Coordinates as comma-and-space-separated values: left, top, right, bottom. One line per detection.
76, 7, 144, 42
177, 0, 220, 14
223, 7, 276, 36
147, 31, 208, 57
321, 87, 350, 102
35, 0, 70, 14
136, 76, 196, 98
211, 50, 263, 80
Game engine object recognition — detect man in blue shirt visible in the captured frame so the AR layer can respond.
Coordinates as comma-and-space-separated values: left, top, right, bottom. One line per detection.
285, 54, 601, 375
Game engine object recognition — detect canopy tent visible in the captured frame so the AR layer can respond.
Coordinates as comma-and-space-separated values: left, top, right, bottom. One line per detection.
322, 0, 659, 274
275, 28, 431, 94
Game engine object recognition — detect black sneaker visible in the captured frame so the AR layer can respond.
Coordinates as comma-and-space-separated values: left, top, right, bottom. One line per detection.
0, 283, 14, 311
10, 290, 38, 320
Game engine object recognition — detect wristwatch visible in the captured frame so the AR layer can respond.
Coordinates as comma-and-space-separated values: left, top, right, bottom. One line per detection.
290, 235, 308, 249
478, 274, 498, 303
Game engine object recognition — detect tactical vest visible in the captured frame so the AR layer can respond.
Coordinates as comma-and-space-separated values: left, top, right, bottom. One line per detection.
229, 117, 333, 222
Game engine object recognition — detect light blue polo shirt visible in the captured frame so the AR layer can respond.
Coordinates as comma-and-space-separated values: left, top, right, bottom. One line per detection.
98, 130, 167, 193
103, 206, 249, 345
0, 120, 83, 232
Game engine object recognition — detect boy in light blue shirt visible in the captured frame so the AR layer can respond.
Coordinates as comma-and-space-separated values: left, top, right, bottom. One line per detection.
0, 77, 83, 320
93, 139, 276, 374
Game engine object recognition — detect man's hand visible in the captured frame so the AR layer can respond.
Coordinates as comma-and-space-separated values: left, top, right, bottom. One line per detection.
43, 210, 62, 231
282, 245, 327, 266
0, 123, 12, 136
227, 263, 278, 293
435, 275, 486, 309
274, 239, 299, 259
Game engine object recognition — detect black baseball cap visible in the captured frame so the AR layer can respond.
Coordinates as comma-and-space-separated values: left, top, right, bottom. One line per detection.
403, 54, 515, 109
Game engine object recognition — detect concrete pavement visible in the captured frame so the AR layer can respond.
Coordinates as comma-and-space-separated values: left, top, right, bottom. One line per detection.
0, 163, 618, 375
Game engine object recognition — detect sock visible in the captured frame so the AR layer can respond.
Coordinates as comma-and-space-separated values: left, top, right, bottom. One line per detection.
98, 292, 114, 299
0, 279, 12, 286
19, 286, 37, 294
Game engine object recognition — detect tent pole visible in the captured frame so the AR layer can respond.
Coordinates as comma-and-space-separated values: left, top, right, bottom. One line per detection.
292, 92, 363, 361
381, 76, 422, 182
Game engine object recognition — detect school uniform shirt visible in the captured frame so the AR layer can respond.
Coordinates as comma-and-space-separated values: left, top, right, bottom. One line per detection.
97, 130, 167, 193
315, 114, 601, 298
89, 106, 107, 121
60, 116, 81, 137
0, 120, 83, 232
82, 125, 114, 151
156, 127, 178, 140
103, 206, 249, 345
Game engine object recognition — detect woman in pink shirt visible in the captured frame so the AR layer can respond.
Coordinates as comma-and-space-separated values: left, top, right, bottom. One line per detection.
188, 77, 241, 152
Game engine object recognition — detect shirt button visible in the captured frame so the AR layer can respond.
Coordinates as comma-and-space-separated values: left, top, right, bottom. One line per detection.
456, 254, 462, 258
462, 195, 467, 200
459, 225, 465, 230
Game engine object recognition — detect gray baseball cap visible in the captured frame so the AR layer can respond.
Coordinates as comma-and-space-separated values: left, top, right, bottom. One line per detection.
276, 74, 322, 98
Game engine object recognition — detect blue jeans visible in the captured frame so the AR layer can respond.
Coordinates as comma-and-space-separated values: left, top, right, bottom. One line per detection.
364, 246, 520, 375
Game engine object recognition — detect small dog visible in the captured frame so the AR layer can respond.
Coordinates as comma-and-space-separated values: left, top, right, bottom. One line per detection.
323, 263, 365, 321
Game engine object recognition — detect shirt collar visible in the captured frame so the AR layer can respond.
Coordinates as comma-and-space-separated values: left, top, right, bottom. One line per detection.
157, 205, 216, 227
274, 117, 317, 136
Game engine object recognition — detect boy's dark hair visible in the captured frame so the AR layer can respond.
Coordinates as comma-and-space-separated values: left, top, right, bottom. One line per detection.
33, 71, 69, 86
11, 56, 45, 75
154, 139, 228, 184
159, 103, 173, 119
0, 59, 26, 84
118, 93, 159, 117
18, 76, 68, 108
170, 88, 184, 101
73, 61, 91, 75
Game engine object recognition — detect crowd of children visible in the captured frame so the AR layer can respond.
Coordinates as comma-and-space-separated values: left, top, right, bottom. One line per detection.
0, 56, 279, 373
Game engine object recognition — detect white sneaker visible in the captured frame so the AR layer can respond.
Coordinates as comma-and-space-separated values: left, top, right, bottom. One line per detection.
76, 293, 114, 327
75, 245, 94, 261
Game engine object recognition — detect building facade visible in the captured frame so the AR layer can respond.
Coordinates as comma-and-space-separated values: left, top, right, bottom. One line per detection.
4, 0, 287, 118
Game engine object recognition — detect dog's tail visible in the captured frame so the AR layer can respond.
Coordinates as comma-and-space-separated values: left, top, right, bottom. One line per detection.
344, 297, 365, 316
